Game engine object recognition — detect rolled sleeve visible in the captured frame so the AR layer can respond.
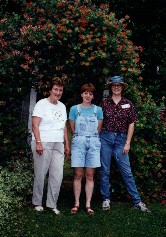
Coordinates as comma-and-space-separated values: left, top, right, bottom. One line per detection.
128, 103, 138, 124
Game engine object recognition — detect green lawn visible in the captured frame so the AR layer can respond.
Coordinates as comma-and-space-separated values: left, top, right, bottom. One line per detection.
5, 160, 166, 237
10, 201, 165, 237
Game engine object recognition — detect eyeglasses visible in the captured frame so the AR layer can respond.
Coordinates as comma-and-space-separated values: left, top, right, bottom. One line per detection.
111, 84, 122, 88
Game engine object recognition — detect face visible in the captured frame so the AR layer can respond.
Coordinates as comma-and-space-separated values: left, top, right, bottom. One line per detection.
81, 91, 94, 103
111, 83, 123, 95
49, 85, 63, 101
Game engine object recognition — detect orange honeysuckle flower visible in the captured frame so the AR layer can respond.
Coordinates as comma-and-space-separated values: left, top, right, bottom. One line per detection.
102, 40, 107, 45
79, 34, 86, 40
79, 26, 84, 31
26, 2, 33, 7
61, 18, 67, 24
121, 67, 127, 71
58, 33, 62, 38
134, 58, 140, 63
82, 40, 88, 44
87, 37, 91, 42
102, 53, 106, 57
57, 25, 63, 31
36, 8, 45, 13
39, 25, 45, 30
75, 27, 79, 32
114, 22, 119, 29
46, 23, 51, 28
138, 46, 143, 52
125, 15, 130, 19
117, 46, 122, 52
20, 64, 29, 70
57, 2, 63, 7
95, 38, 100, 43
68, 5, 73, 10
80, 6, 90, 14
1, 18, 7, 23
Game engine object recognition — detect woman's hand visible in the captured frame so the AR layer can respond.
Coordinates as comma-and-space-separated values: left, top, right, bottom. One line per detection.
123, 143, 130, 154
65, 144, 70, 156
36, 143, 43, 156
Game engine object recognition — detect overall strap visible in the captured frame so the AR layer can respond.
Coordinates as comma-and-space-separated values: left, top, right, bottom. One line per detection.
93, 105, 97, 116
77, 104, 81, 116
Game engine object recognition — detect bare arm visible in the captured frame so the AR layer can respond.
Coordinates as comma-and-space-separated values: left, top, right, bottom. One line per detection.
69, 120, 75, 134
64, 124, 70, 156
32, 116, 43, 156
98, 120, 103, 134
123, 122, 135, 154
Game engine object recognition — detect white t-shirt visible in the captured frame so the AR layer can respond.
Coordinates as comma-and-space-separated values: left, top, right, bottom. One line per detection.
32, 98, 67, 142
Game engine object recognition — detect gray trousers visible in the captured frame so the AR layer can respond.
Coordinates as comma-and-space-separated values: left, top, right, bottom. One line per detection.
31, 141, 64, 209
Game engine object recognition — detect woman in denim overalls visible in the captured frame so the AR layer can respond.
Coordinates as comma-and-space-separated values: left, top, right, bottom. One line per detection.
69, 84, 103, 214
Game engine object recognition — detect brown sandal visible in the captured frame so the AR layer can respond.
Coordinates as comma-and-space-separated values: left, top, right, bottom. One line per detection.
86, 207, 94, 215
71, 206, 79, 214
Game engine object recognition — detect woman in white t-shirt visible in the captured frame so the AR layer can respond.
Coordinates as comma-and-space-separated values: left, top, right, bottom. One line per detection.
31, 77, 70, 215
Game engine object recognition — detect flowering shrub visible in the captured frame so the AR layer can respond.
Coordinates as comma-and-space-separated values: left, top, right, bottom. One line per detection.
0, 0, 165, 200
1, 0, 144, 92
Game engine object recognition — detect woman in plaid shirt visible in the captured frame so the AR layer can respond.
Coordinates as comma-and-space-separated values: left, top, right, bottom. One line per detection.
100, 76, 150, 212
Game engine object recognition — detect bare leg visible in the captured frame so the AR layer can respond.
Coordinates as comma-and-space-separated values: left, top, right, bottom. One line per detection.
85, 168, 95, 211
71, 167, 83, 213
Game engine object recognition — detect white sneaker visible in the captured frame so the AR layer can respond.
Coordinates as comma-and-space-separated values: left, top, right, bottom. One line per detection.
52, 207, 61, 215
133, 202, 151, 212
102, 199, 110, 210
35, 206, 43, 212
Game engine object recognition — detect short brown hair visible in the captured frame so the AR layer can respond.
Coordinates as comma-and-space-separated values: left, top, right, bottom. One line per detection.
47, 77, 64, 91
81, 83, 96, 94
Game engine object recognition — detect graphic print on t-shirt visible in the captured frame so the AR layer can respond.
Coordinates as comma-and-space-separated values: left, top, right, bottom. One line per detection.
55, 110, 64, 120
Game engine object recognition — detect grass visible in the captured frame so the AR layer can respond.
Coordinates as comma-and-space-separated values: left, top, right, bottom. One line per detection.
10, 200, 166, 237
6, 160, 166, 237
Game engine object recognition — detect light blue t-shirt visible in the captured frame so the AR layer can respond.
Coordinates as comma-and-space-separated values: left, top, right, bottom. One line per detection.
69, 104, 103, 120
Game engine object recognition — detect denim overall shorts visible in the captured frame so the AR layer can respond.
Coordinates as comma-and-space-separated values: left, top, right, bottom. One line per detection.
71, 105, 101, 168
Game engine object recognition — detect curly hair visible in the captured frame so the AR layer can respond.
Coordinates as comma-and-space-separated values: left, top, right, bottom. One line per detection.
47, 77, 64, 91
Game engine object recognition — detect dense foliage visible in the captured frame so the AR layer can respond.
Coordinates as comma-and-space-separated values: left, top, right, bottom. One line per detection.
0, 0, 165, 203
109, 0, 166, 102
85, 0, 166, 102
0, 158, 33, 235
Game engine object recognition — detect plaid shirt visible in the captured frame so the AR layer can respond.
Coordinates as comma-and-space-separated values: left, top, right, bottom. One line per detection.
100, 97, 138, 133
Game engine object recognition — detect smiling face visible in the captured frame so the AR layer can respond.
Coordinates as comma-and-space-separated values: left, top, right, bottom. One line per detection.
49, 85, 63, 102
111, 83, 124, 96
81, 91, 94, 103
80, 83, 96, 105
